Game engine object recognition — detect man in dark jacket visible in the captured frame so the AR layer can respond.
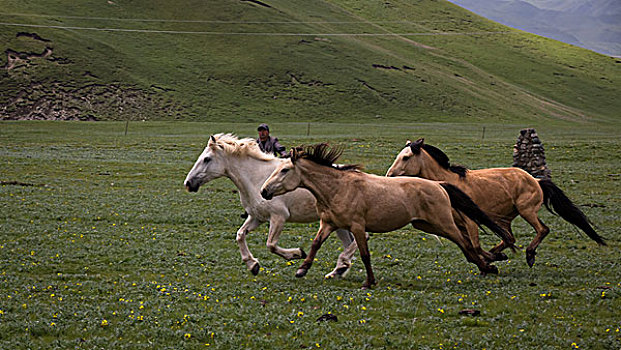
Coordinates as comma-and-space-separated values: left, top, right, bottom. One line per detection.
257, 123, 287, 157
241, 123, 288, 219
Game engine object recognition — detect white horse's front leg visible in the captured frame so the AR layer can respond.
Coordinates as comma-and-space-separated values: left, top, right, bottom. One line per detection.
325, 231, 370, 279
266, 215, 306, 260
236, 216, 262, 275
325, 229, 354, 279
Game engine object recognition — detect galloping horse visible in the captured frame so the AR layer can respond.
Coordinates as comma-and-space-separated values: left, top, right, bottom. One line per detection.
184, 134, 356, 278
386, 138, 605, 267
260, 144, 514, 289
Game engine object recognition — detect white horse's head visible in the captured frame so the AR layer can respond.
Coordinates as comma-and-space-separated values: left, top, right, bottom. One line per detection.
184, 133, 276, 192
184, 135, 227, 192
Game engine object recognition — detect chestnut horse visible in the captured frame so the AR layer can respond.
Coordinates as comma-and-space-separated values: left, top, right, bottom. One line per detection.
260, 144, 514, 288
386, 138, 605, 267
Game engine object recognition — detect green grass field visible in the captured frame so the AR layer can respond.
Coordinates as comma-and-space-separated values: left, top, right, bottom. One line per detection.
1, 121, 619, 349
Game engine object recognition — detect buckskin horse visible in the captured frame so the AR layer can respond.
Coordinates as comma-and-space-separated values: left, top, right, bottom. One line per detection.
386, 138, 605, 267
261, 144, 514, 289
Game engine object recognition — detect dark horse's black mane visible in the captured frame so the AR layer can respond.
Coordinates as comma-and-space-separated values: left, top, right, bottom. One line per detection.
294, 144, 362, 171
421, 144, 468, 178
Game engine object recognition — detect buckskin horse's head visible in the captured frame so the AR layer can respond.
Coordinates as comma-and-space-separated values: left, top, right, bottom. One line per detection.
260, 150, 298, 200
386, 138, 425, 177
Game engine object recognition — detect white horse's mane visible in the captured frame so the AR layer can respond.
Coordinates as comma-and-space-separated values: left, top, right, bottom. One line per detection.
213, 133, 276, 161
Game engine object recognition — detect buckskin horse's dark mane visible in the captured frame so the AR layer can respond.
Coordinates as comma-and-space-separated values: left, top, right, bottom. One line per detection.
294, 144, 362, 171
420, 144, 468, 178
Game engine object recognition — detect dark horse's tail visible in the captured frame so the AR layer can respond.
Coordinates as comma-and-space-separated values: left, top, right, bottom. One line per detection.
440, 183, 516, 249
538, 178, 605, 245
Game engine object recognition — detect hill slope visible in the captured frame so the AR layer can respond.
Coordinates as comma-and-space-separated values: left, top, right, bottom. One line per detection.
1, 0, 619, 124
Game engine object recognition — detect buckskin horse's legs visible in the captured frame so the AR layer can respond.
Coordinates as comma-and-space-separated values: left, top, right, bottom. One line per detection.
350, 222, 375, 289
296, 221, 336, 278
488, 218, 515, 261
462, 219, 499, 263
413, 219, 498, 275
522, 211, 550, 267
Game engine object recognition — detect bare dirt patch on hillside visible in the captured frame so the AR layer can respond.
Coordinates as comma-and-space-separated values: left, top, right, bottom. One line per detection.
2, 32, 182, 121
1, 80, 179, 121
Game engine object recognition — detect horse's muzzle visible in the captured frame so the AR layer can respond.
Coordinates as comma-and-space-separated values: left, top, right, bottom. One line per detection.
185, 181, 199, 193
261, 189, 273, 200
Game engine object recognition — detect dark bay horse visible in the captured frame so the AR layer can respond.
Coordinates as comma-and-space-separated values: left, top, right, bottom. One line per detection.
386, 138, 605, 267
260, 144, 514, 289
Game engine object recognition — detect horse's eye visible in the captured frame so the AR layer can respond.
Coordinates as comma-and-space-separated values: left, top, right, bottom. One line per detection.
281, 168, 290, 174
203, 157, 211, 164
402, 156, 410, 161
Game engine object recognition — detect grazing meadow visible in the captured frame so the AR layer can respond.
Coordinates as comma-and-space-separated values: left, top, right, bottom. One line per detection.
1, 121, 619, 349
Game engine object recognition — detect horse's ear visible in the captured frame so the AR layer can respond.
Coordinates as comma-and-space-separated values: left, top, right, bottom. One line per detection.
208, 135, 224, 150
405, 139, 412, 146
410, 138, 424, 154
290, 147, 298, 163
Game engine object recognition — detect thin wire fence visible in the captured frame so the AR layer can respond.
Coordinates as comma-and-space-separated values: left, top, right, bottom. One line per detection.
1, 12, 473, 24
0, 11, 518, 36
0, 21, 517, 36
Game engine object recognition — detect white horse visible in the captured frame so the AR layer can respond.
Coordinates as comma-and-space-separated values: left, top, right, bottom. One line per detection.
184, 133, 355, 278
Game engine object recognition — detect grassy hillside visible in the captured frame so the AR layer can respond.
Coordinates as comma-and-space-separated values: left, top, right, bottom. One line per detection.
1, 0, 619, 124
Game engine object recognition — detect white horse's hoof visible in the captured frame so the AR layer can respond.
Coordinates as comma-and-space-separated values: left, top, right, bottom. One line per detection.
249, 262, 260, 275
324, 266, 351, 279
288, 249, 307, 260
295, 268, 308, 278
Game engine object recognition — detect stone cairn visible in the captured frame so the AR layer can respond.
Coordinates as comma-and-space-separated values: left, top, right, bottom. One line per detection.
512, 128, 551, 179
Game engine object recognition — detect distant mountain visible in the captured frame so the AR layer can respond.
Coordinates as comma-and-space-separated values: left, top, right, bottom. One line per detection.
447, 0, 621, 56
529, 0, 620, 18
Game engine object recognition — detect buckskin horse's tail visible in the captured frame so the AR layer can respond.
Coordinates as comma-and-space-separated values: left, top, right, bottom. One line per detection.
440, 183, 516, 249
538, 178, 605, 245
